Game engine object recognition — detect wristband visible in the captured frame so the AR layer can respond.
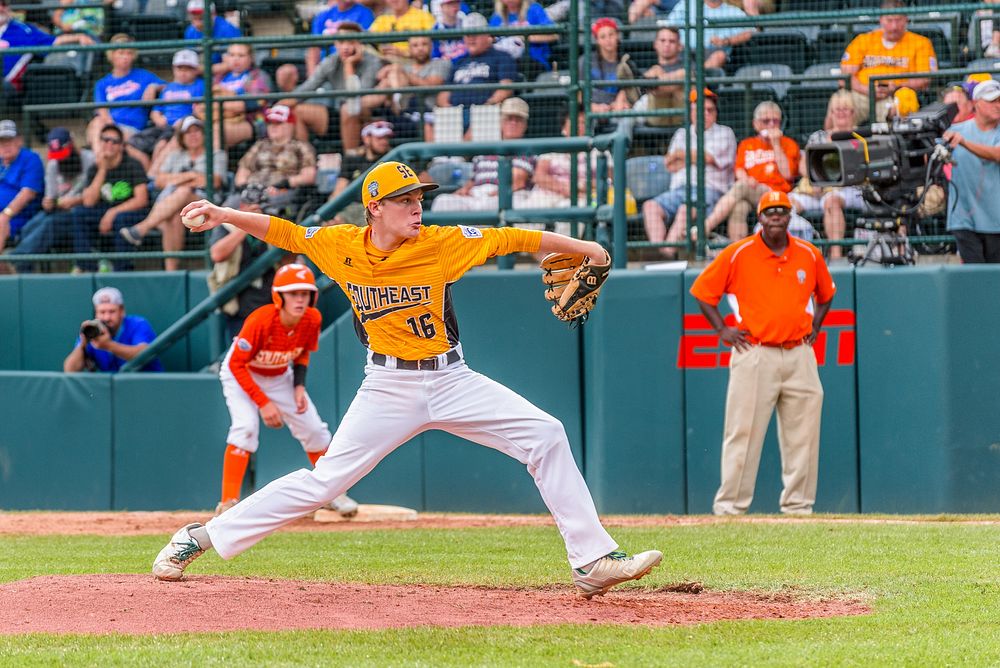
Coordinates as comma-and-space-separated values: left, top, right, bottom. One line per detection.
293, 363, 307, 387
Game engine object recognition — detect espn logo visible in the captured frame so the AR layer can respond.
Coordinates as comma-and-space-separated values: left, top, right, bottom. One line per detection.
677, 309, 856, 369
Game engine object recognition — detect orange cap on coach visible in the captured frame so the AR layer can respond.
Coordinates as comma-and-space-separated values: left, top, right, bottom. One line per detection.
756, 190, 792, 216
272, 263, 318, 307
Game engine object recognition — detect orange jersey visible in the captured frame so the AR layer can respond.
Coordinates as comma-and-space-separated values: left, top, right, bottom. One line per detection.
228, 304, 322, 407
265, 218, 542, 359
735, 136, 801, 193
690, 232, 836, 344
841, 29, 937, 87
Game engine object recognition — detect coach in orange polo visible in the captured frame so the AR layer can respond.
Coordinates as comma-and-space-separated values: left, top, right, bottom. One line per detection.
691, 190, 836, 515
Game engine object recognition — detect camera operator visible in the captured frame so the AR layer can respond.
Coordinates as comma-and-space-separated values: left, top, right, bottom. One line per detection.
943, 80, 1000, 263
63, 286, 163, 373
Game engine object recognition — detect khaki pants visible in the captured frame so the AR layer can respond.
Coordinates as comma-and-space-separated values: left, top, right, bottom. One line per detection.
726, 181, 770, 237
713, 344, 824, 515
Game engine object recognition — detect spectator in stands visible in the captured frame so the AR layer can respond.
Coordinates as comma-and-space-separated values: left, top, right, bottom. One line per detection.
840, 0, 936, 124
0, 0, 94, 109
635, 26, 685, 128
203, 43, 273, 149
64, 286, 164, 373
209, 222, 281, 342
972, 0, 1000, 59
942, 85, 974, 124
225, 105, 316, 218
701, 101, 800, 241
72, 124, 150, 272
432, 0, 469, 62
143, 49, 206, 171
370, 0, 436, 60
943, 79, 1000, 263
547, 0, 625, 23
789, 90, 865, 260
329, 120, 394, 226
6, 128, 93, 271
431, 96, 535, 212
642, 89, 736, 258
279, 22, 382, 152
0, 120, 44, 251
52, 0, 108, 39
665, 0, 753, 70
489, 0, 557, 76
370, 35, 450, 115
86, 34, 164, 170
185, 0, 241, 71
307, 0, 375, 75
119, 116, 226, 271
584, 18, 635, 114
433, 13, 516, 138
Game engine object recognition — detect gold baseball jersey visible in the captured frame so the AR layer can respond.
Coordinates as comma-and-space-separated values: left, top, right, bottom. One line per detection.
265, 217, 542, 359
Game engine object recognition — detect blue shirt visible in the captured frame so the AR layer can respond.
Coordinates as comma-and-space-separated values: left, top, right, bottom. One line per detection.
448, 48, 516, 107
94, 68, 164, 131
0, 20, 56, 88
666, 0, 749, 51
0, 147, 45, 238
488, 3, 553, 71
432, 18, 469, 61
946, 119, 1000, 234
76, 314, 164, 373
153, 79, 205, 126
185, 16, 242, 63
311, 3, 375, 58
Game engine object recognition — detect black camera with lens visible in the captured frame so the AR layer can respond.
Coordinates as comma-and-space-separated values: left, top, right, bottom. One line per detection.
81, 319, 105, 340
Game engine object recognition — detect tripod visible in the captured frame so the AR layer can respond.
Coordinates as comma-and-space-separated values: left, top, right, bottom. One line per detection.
850, 218, 915, 267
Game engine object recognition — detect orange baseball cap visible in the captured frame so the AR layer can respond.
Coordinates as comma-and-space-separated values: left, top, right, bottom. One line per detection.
362, 161, 438, 207
757, 190, 792, 215
688, 88, 717, 103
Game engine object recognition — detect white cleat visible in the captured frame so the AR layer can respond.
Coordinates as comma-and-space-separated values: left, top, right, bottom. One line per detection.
572, 550, 663, 599
325, 493, 359, 518
152, 523, 207, 581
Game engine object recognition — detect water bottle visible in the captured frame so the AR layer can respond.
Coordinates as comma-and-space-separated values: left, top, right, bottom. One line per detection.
452, 167, 463, 185
98, 259, 112, 273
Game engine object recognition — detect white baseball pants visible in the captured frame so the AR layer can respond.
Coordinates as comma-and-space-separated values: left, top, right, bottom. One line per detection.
207, 359, 618, 569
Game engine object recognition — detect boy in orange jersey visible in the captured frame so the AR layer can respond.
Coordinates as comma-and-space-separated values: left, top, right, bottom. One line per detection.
216, 262, 358, 518
154, 161, 662, 599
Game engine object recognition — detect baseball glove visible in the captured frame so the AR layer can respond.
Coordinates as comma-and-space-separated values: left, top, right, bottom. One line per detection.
540, 250, 612, 325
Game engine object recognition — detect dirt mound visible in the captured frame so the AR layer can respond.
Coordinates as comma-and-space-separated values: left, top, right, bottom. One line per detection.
0, 574, 869, 635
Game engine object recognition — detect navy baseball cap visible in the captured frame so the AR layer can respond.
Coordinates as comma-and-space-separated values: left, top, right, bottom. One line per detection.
47, 127, 73, 160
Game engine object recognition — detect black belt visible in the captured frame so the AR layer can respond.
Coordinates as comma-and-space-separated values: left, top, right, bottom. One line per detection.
370, 349, 462, 371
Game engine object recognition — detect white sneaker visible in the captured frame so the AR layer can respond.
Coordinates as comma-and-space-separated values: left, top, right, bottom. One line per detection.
572, 550, 663, 599
326, 493, 358, 518
152, 523, 208, 581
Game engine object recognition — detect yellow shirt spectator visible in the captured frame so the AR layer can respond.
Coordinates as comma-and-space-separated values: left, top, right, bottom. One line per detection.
841, 29, 937, 87
370, 7, 436, 57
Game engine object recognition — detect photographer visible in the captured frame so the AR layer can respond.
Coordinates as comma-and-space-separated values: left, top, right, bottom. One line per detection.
943, 79, 1000, 263
223, 105, 316, 218
63, 286, 163, 373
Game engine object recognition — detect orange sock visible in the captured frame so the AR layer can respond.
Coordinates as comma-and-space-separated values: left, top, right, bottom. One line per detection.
221, 444, 250, 503
306, 448, 327, 466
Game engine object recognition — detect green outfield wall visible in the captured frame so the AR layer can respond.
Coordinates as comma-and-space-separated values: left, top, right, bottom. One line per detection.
2, 266, 999, 513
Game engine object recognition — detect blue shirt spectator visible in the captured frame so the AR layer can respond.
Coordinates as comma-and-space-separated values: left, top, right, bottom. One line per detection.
77, 314, 164, 372
446, 45, 517, 107
311, 0, 375, 58
154, 78, 205, 127
489, 1, 555, 72
94, 67, 164, 132
432, 0, 469, 61
0, 17, 55, 91
184, 2, 242, 65
0, 120, 44, 244
65, 287, 164, 373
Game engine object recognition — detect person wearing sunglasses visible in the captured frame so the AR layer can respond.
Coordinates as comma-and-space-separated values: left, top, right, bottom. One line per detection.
701, 100, 801, 243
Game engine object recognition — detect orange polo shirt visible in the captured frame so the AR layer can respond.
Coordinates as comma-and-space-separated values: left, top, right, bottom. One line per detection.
735, 136, 801, 193
690, 232, 836, 344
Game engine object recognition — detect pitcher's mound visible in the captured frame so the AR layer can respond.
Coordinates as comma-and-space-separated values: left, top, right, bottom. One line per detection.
313, 504, 419, 523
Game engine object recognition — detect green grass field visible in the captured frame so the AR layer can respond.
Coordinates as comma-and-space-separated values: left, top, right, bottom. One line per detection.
1, 518, 998, 667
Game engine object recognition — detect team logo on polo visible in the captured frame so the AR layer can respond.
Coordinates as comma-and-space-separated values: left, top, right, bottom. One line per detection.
304, 226, 321, 239
367, 181, 379, 199
346, 282, 432, 323
459, 226, 482, 239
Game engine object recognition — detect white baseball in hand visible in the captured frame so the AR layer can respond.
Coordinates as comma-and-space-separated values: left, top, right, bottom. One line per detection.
181, 214, 206, 229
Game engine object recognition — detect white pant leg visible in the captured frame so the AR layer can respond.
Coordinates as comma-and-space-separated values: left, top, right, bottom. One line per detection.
220, 353, 262, 453
426, 364, 618, 569
207, 365, 432, 559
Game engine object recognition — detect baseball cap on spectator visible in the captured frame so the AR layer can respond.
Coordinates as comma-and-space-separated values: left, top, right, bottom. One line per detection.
0, 119, 17, 139
265, 105, 296, 124
92, 286, 124, 307
500, 96, 530, 119
362, 120, 394, 138
973, 79, 1000, 102
464, 12, 488, 28
186, 0, 205, 13
892, 87, 919, 117
47, 127, 73, 160
591, 17, 619, 37
688, 88, 717, 103
172, 49, 201, 69
757, 190, 792, 216
179, 116, 203, 133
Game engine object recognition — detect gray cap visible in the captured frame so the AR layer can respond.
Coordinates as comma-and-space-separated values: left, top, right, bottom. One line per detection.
0, 120, 17, 139
973, 79, 1000, 102
92, 286, 124, 306
463, 12, 488, 28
